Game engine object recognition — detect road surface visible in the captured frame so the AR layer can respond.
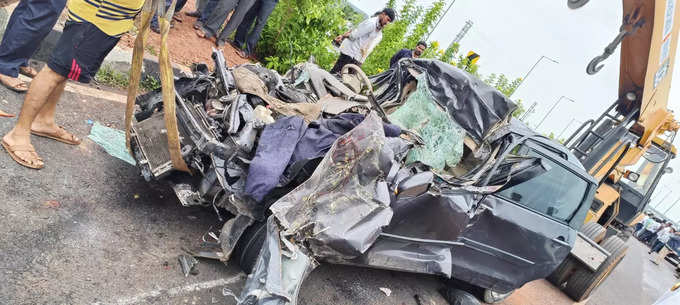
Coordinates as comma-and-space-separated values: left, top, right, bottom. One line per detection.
0, 83, 676, 305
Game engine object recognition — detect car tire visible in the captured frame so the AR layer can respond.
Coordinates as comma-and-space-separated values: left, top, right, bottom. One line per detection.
547, 256, 578, 286
232, 221, 266, 274
581, 222, 606, 243
564, 236, 627, 301
482, 288, 514, 304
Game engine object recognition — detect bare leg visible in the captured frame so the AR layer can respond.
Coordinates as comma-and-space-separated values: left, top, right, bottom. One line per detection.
2, 66, 66, 167
30, 79, 80, 144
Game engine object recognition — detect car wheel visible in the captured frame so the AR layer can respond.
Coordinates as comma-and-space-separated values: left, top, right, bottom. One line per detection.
482, 288, 514, 304
564, 236, 627, 301
581, 222, 606, 243
232, 221, 266, 274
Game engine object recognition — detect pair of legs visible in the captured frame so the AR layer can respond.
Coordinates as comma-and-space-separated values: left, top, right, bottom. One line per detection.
0, 0, 66, 92
3, 66, 77, 168
330, 53, 361, 75
150, 0, 188, 32
231, 0, 278, 57
650, 240, 666, 253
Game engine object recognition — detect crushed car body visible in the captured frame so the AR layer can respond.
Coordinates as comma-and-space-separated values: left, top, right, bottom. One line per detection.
129, 52, 597, 304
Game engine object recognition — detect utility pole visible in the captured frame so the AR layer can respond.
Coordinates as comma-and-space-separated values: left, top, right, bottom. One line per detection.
452, 20, 473, 45
426, 0, 456, 41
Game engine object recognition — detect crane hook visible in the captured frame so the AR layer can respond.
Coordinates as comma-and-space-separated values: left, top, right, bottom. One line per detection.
567, 0, 590, 9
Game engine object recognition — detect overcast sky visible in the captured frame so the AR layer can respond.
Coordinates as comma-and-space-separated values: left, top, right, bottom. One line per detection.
351, 0, 680, 221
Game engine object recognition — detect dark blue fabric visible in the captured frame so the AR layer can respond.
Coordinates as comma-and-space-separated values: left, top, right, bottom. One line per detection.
651, 240, 666, 253
233, 0, 278, 55
245, 113, 401, 202
150, 0, 188, 29
197, 0, 219, 24
389, 48, 412, 68
245, 116, 306, 202
0, 0, 66, 77
290, 113, 401, 164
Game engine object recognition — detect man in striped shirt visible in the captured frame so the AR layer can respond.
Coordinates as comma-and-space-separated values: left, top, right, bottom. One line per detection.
1, 0, 144, 169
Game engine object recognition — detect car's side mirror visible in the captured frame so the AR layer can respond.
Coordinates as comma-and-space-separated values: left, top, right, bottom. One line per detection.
396, 171, 433, 198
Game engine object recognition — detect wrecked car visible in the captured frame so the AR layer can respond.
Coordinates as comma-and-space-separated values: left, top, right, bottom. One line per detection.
129, 52, 597, 304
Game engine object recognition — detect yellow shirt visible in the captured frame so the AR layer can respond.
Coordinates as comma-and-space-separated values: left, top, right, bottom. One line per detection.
67, 0, 144, 36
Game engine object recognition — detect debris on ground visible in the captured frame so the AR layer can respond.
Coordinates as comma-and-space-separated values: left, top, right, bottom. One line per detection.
178, 254, 199, 277
0, 108, 13, 117
379, 287, 392, 296
87, 121, 136, 165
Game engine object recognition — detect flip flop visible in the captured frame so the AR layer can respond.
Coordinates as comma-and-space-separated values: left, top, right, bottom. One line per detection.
0, 109, 14, 117
0, 76, 28, 93
19, 66, 39, 78
1, 140, 44, 169
31, 125, 81, 145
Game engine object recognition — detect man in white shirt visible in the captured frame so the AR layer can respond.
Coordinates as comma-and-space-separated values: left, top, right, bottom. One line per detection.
650, 225, 675, 253
330, 7, 396, 74
639, 218, 661, 242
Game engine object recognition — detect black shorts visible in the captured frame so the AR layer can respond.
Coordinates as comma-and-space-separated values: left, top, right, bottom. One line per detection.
47, 21, 120, 83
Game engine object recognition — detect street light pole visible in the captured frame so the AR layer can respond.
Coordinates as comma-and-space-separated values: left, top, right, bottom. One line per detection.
510, 55, 559, 97
663, 196, 680, 215
426, 0, 457, 41
536, 95, 575, 130
557, 118, 583, 139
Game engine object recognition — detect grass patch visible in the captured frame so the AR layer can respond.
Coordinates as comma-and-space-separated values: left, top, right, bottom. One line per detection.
145, 45, 158, 56
95, 64, 129, 88
95, 64, 162, 92
140, 74, 162, 91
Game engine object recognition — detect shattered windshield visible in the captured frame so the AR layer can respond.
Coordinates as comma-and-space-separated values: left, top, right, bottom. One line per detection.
496, 147, 588, 222
621, 145, 668, 195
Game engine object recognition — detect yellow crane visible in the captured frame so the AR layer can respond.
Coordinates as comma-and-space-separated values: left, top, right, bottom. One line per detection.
549, 0, 679, 301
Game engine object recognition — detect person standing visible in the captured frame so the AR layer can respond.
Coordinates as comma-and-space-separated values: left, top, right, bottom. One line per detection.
196, 0, 255, 43
226, 0, 280, 58
650, 226, 675, 254
639, 218, 661, 242
330, 7, 396, 74
0, 0, 67, 92
1, 0, 144, 169
389, 41, 427, 67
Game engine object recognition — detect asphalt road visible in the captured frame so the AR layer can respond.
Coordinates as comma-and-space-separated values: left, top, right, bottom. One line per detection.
0, 83, 677, 305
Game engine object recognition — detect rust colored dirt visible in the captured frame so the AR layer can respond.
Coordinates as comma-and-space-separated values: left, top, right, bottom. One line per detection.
119, 0, 252, 68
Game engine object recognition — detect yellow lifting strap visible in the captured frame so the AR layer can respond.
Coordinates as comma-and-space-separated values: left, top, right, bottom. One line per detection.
125, 0, 190, 173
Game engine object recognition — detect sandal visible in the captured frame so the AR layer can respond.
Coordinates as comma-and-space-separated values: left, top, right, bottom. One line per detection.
0, 75, 28, 93
31, 125, 81, 145
19, 66, 39, 78
1, 140, 44, 169
0, 109, 14, 117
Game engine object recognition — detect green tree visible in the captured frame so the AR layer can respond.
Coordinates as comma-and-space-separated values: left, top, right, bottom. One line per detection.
257, 0, 351, 72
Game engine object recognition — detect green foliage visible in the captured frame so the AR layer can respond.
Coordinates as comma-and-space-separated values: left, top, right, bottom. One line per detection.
257, 0, 351, 73
140, 74, 162, 92
95, 65, 129, 88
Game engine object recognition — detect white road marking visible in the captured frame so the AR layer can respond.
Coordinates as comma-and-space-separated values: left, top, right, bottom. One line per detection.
94, 274, 245, 305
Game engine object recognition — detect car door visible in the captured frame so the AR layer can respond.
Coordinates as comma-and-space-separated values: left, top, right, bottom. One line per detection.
453, 141, 593, 293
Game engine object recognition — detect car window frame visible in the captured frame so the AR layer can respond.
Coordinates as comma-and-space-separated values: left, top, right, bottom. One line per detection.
490, 138, 594, 225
